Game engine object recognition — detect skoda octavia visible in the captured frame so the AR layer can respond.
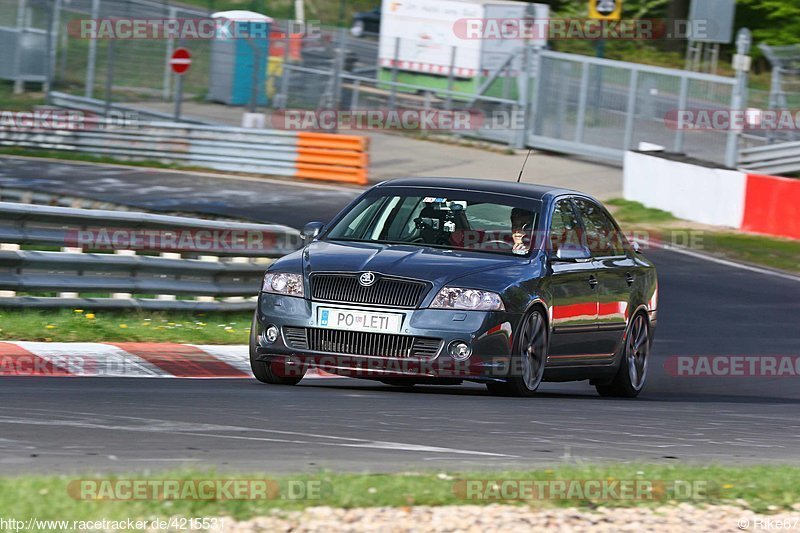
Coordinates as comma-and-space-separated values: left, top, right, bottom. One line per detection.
250, 178, 658, 397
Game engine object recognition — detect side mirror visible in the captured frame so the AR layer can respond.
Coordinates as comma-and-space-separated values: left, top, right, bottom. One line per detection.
302, 221, 324, 241
553, 244, 592, 262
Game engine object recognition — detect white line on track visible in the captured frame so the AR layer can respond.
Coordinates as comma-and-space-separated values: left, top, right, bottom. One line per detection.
0, 410, 515, 458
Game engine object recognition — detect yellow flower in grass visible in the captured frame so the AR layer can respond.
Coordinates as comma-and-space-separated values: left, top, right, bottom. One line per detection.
45, 324, 56, 329
74, 309, 84, 314
119, 324, 128, 329
85, 313, 95, 320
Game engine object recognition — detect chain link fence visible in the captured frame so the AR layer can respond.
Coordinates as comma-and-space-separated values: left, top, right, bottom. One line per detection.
528, 51, 736, 164
0, 0, 748, 168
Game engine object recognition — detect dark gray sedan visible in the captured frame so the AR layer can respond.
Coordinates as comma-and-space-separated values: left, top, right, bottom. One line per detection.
250, 178, 658, 397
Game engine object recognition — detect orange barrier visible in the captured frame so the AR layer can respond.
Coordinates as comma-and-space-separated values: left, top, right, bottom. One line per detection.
741, 173, 800, 240
297, 131, 369, 151
294, 132, 369, 185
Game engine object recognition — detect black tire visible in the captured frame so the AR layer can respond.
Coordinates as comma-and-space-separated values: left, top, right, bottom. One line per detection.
596, 312, 650, 398
249, 312, 305, 385
486, 308, 548, 397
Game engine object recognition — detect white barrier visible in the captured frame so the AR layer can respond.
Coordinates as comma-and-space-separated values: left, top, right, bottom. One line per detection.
623, 151, 747, 228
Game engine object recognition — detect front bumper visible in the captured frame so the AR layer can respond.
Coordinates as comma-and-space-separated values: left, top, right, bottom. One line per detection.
255, 293, 520, 382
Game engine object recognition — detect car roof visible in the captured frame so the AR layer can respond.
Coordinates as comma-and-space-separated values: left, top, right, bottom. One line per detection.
374, 177, 587, 202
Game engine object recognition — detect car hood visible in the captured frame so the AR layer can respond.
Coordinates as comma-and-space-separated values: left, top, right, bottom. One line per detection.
300, 240, 528, 287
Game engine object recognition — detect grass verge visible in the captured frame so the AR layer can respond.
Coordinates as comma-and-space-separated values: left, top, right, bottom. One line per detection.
0, 465, 798, 523
0, 81, 45, 111
0, 309, 252, 344
606, 199, 800, 275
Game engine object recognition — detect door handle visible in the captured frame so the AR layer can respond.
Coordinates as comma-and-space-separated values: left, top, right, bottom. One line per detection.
588, 275, 598, 288
625, 272, 635, 286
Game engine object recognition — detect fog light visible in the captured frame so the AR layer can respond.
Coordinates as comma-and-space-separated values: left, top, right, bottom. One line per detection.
448, 341, 472, 361
264, 325, 279, 344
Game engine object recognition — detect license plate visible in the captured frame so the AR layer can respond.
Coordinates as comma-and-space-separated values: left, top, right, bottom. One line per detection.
317, 307, 403, 334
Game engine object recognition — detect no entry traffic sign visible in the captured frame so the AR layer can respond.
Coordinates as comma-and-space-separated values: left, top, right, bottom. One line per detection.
170, 48, 192, 75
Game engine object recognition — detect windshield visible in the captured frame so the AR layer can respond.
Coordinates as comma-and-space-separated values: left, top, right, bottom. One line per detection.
324, 189, 541, 256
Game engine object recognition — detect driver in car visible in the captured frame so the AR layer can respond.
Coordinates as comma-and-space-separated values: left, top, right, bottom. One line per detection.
511, 208, 534, 255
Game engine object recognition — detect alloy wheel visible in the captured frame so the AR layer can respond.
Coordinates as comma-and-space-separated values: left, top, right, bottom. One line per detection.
520, 311, 547, 391
626, 314, 649, 391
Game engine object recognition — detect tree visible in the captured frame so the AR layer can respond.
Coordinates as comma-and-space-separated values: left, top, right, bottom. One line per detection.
736, 0, 800, 47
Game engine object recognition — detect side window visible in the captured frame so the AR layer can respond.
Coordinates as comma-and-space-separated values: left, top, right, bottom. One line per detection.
573, 199, 625, 256
549, 199, 583, 253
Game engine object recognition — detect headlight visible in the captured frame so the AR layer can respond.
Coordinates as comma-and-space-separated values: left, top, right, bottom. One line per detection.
430, 287, 505, 311
262, 272, 305, 297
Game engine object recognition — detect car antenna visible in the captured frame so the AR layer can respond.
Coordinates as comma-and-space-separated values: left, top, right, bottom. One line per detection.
517, 148, 532, 183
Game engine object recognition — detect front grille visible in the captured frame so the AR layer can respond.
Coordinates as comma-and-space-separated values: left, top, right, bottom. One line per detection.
310, 273, 429, 308
283, 327, 441, 359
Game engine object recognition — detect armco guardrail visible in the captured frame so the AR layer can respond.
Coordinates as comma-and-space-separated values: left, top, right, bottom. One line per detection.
48, 91, 209, 124
739, 141, 800, 175
0, 202, 303, 311
0, 115, 369, 186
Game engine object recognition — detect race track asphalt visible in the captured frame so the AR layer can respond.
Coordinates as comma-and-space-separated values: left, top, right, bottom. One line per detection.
0, 157, 361, 226
0, 159, 798, 474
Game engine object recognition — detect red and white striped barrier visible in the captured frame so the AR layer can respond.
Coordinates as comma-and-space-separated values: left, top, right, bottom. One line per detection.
0, 342, 339, 379
624, 151, 800, 240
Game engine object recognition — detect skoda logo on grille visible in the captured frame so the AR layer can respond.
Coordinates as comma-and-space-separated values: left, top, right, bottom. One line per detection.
359, 272, 377, 287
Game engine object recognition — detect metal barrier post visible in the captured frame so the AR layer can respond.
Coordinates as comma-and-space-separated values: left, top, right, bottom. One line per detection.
162, 6, 177, 101
274, 35, 292, 110
622, 69, 639, 151
104, 38, 116, 116
514, 45, 531, 150
84, 0, 99, 98
45, 0, 62, 100
445, 46, 456, 110
574, 61, 590, 143
725, 29, 752, 168
389, 37, 400, 109
350, 79, 361, 111
12, 0, 27, 94
673, 75, 689, 153
331, 27, 346, 111
529, 47, 543, 139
